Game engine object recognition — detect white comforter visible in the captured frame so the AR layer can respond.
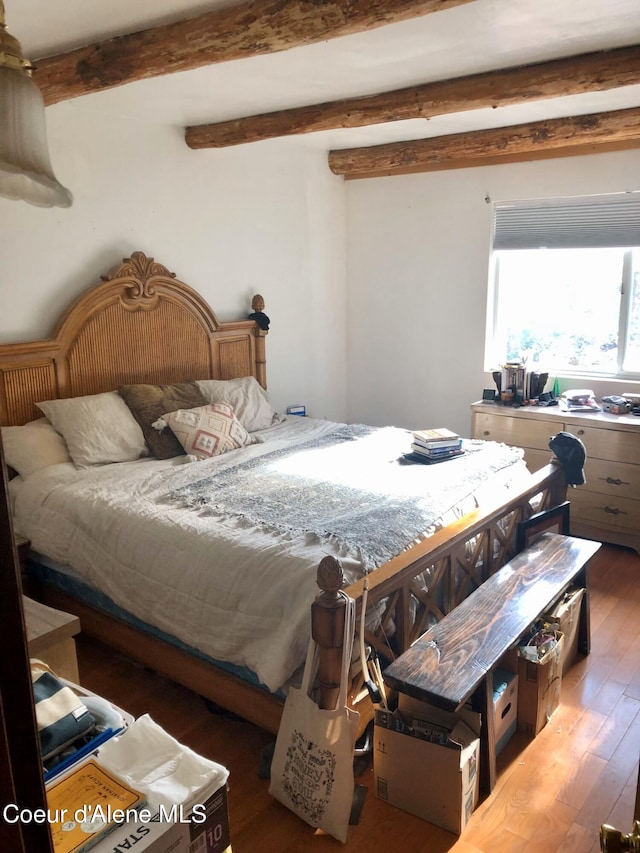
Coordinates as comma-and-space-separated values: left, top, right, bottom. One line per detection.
13, 417, 528, 693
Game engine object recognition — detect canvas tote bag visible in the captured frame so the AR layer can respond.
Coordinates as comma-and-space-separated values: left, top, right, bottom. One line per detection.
269, 592, 360, 843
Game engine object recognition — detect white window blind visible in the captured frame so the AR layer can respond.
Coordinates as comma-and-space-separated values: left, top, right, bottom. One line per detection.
493, 193, 640, 250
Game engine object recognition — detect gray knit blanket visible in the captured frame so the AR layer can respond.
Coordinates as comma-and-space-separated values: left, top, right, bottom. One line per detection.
165, 424, 523, 569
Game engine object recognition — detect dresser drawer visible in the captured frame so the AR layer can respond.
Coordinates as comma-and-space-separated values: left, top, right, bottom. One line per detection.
570, 488, 640, 535
565, 424, 640, 465
523, 448, 554, 473
581, 457, 640, 500
473, 413, 558, 451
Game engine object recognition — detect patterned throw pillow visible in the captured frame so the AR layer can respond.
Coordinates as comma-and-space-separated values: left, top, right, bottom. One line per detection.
154, 402, 254, 461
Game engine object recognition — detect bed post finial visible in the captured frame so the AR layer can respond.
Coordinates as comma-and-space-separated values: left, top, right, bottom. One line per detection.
311, 556, 347, 710
316, 555, 345, 597
248, 294, 270, 331
249, 294, 269, 390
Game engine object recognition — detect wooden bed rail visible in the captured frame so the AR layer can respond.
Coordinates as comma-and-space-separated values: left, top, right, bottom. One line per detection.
312, 461, 568, 716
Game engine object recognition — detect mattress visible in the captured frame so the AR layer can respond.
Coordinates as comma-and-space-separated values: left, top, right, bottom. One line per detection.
13, 416, 529, 693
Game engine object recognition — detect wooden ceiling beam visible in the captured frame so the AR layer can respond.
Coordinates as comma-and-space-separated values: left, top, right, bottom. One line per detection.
185, 44, 640, 148
327, 107, 640, 179
34, 0, 475, 106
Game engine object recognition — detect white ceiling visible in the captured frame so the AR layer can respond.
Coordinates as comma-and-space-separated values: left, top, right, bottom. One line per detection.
7, 0, 640, 151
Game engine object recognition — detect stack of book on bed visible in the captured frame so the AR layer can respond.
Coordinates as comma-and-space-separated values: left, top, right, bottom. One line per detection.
410, 428, 463, 462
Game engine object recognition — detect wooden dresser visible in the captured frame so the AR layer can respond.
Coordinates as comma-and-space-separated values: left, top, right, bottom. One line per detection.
470, 401, 640, 554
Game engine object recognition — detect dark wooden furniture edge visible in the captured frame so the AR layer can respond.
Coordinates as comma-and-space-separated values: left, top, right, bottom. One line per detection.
0, 441, 54, 852
516, 500, 570, 551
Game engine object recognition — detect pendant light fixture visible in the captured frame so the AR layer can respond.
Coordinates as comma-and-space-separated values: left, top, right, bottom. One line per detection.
0, 0, 72, 207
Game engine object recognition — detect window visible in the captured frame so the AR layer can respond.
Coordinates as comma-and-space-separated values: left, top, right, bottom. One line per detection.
486, 194, 640, 379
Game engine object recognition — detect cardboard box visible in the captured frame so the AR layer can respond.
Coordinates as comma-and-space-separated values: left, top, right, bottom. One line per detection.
517, 633, 564, 737
543, 588, 585, 676
493, 668, 518, 755
90, 783, 231, 853
374, 696, 480, 834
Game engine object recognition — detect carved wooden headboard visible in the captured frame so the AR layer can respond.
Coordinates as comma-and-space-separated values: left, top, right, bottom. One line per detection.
0, 252, 268, 426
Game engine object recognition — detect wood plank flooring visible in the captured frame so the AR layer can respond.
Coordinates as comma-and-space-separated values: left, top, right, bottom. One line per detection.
75, 543, 640, 853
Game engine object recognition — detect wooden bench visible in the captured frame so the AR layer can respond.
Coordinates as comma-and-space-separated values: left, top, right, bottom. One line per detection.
382, 532, 601, 793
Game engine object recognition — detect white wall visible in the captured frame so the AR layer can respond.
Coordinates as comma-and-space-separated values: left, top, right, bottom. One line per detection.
4, 92, 640, 436
345, 150, 640, 437
0, 94, 348, 422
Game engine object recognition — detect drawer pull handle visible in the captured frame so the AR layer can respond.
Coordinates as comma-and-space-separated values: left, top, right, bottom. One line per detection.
483, 430, 490, 436
602, 477, 625, 486
604, 506, 626, 515
577, 429, 585, 436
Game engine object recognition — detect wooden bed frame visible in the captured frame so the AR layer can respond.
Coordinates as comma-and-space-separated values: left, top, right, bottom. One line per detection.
0, 251, 567, 734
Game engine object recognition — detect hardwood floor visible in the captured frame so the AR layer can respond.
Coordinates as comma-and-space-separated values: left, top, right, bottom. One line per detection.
75, 543, 640, 853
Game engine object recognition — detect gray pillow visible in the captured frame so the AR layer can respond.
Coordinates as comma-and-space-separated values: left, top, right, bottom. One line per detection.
36, 392, 147, 468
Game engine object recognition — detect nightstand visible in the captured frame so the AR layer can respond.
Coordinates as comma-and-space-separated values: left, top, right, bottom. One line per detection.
23, 596, 81, 682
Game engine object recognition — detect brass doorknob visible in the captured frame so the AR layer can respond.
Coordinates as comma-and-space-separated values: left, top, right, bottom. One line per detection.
600, 820, 640, 851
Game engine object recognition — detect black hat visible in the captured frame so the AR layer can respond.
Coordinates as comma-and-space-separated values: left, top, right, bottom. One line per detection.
548, 432, 586, 487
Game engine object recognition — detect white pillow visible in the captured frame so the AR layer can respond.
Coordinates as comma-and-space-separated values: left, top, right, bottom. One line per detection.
196, 376, 277, 432
1, 419, 71, 478
154, 402, 254, 461
37, 391, 148, 468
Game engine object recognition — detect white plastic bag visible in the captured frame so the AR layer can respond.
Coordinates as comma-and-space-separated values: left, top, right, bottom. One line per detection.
97, 714, 228, 812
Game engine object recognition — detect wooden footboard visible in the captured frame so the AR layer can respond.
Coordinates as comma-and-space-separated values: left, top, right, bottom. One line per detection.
312, 461, 567, 719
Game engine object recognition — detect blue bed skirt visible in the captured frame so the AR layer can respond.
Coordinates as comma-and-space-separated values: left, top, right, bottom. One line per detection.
27, 557, 282, 698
